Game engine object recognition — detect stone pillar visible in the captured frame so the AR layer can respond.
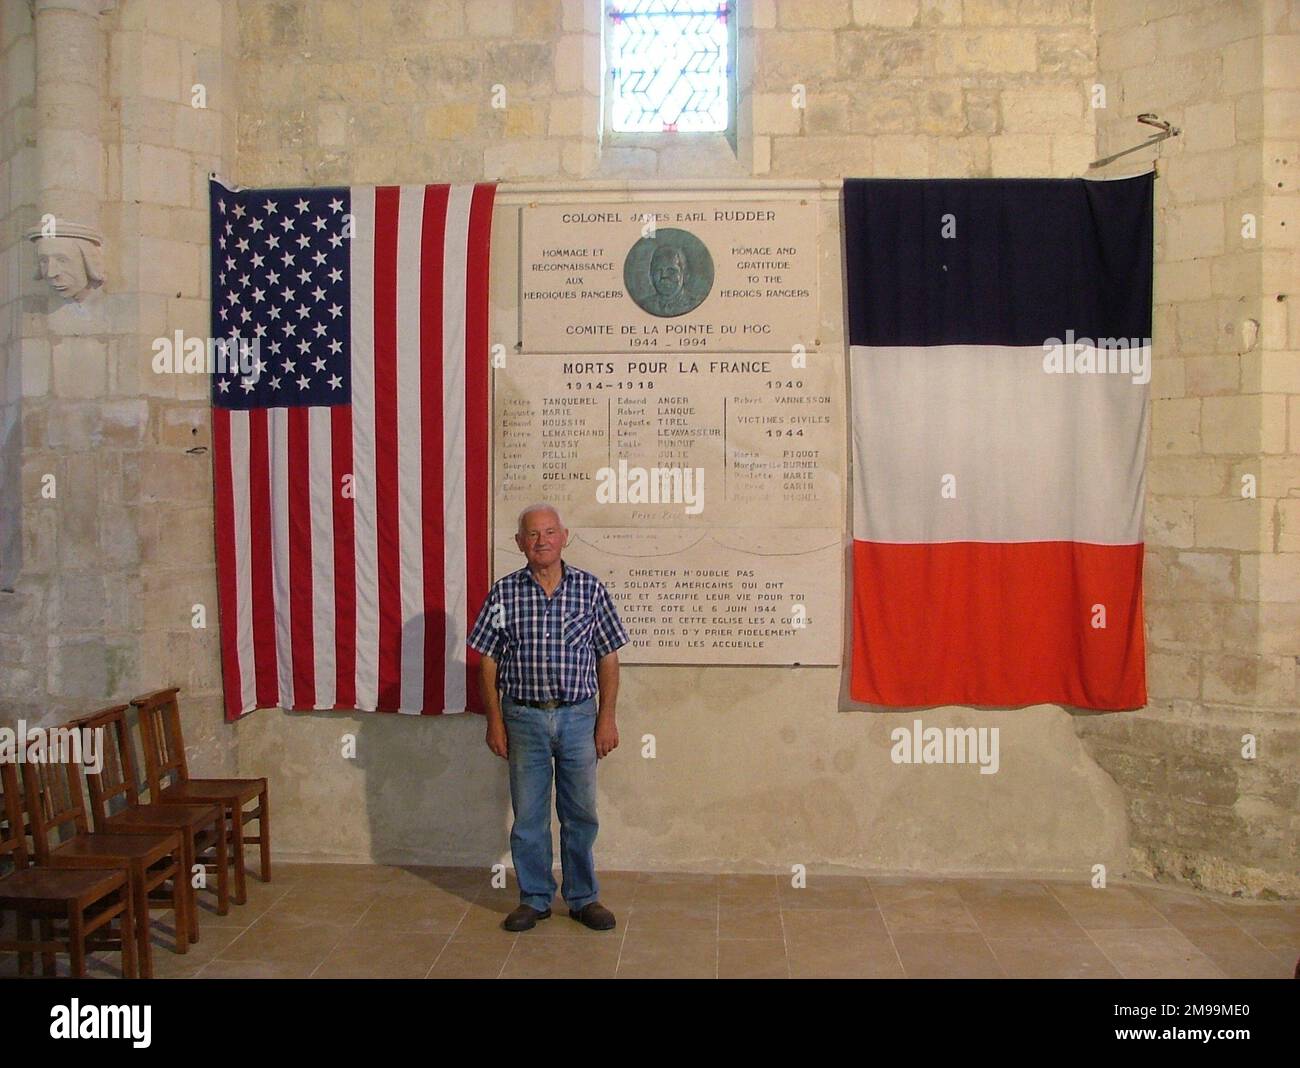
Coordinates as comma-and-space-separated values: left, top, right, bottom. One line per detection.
0, 2, 38, 594
17, 1, 113, 718
34, 0, 104, 230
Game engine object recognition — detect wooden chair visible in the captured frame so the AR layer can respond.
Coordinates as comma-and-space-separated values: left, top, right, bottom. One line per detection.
0, 760, 137, 978
131, 688, 269, 906
22, 749, 189, 980
75, 704, 230, 940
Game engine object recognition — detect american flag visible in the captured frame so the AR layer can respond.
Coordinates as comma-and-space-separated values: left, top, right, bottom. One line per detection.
208, 179, 495, 721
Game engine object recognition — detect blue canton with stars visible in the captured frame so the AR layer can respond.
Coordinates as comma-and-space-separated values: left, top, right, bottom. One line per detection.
209, 182, 352, 409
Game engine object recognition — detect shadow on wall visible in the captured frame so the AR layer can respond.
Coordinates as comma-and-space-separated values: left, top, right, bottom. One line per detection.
341, 610, 515, 902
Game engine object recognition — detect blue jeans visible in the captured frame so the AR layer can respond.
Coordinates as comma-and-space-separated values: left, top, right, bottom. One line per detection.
502, 695, 600, 912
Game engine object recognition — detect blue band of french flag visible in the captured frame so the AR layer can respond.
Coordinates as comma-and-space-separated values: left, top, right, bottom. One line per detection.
845, 173, 1154, 711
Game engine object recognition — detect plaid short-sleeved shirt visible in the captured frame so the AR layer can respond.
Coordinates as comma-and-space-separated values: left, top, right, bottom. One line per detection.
467, 562, 629, 704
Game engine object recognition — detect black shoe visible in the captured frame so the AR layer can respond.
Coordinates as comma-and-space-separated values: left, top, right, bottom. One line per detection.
568, 901, 616, 930
504, 903, 551, 932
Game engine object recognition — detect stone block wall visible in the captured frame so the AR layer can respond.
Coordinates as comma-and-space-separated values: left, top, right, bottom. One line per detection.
221, 0, 1136, 881
234, 0, 1097, 184
0, 0, 240, 776
0, 0, 1293, 893
1080, 0, 1298, 897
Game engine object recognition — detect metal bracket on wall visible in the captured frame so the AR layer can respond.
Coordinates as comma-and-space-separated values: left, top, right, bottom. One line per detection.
1089, 114, 1182, 171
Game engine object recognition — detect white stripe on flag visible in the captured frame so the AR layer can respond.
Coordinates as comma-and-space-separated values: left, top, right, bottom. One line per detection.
441, 185, 472, 713
229, 411, 256, 714
396, 186, 426, 714
350, 187, 380, 711
850, 343, 1150, 544
308, 406, 337, 709
269, 407, 294, 708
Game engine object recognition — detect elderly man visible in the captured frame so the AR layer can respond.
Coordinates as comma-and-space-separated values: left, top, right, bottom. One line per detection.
467, 503, 629, 932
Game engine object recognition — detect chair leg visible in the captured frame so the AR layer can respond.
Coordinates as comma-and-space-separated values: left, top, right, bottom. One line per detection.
182, 833, 200, 944
16, 910, 33, 977
230, 804, 248, 905
170, 847, 189, 955
39, 917, 55, 977
259, 790, 271, 881
120, 888, 138, 979
69, 906, 86, 978
132, 868, 153, 980
215, 812, 231, 916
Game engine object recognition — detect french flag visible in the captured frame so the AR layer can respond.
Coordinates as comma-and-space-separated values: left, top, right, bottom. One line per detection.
844, 174, 1153, 711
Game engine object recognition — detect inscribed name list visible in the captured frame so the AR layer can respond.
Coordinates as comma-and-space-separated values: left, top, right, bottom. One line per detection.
493, 354, 843, 665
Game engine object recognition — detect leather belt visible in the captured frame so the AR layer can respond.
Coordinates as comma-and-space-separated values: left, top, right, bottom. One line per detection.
511, 697, 562, 710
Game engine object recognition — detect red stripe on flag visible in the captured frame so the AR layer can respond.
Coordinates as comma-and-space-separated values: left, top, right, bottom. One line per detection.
246, 408, 279, 708
287, 407, 315, 708
420, 184, 449, 715
463, 183, 495, 714
331, 405, 356, 709
373, 185, 402, 711
211, 408, 243, 721
850, 540, 1146, 710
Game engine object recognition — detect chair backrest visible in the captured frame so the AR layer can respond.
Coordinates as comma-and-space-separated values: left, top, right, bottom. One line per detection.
131, 688, 189, 796
72, 705, 138, 828
0, 759, 31, 875
21, 740, 92, 862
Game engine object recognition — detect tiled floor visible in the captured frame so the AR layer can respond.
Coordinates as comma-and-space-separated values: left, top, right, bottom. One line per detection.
1, 865, 1296, 979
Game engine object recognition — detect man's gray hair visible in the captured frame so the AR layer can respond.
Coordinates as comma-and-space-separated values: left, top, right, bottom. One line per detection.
517, 502, 565, 534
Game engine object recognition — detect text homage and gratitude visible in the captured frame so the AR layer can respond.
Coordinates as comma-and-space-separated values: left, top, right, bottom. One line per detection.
518, 201, 819, 354
500, 198, 841, 666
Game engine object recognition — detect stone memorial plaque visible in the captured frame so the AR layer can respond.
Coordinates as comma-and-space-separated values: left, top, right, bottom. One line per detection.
518, 200, 819, 354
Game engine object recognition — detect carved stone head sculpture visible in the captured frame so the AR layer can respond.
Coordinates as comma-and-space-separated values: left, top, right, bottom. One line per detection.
26, 221, 105, 302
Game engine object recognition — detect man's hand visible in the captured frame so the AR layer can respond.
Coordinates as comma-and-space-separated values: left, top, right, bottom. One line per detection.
595, 715, 619, 759
486, 718, 508, 760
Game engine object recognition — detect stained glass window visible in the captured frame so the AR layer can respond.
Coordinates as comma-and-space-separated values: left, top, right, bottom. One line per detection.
606, 2, 733, 134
